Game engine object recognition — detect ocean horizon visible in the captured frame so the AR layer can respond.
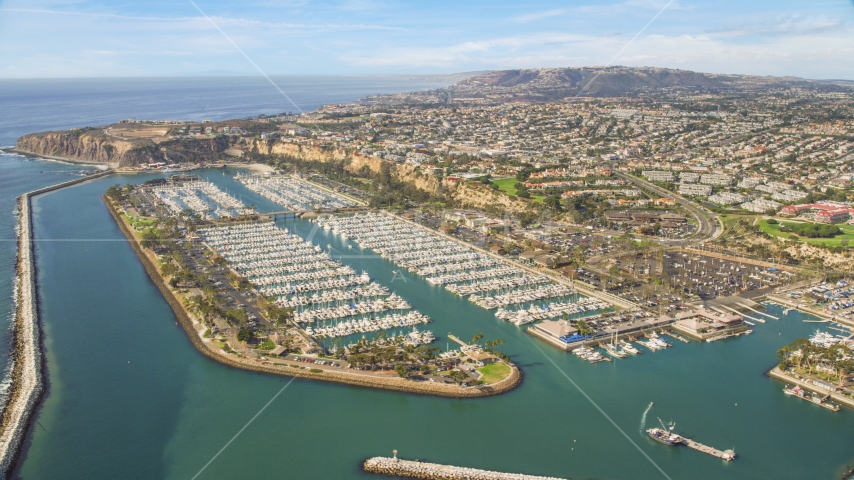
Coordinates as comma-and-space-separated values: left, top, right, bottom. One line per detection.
0, 75, 458, 146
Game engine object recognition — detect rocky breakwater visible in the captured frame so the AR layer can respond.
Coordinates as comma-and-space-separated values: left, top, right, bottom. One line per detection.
0, 195, 44, 477
364, 457, 567, 480
0, 170, 113, 478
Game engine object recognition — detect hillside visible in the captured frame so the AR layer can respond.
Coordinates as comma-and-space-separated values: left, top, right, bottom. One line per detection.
365, 66, 854, 104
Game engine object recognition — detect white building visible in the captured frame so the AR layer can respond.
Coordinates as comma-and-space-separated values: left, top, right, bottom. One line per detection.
700, 174, 732, 186
737, 177, 763, 189
771, 190, 809, 202
643, 171, 674, 182
679, 184, 712, 197
708, 192, 746, 205
741, 198, 781, 213
680, 173, 700, 183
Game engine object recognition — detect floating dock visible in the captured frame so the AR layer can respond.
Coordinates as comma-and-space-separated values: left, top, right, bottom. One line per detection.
682, 438, 736, 461
662, 330, 690, 343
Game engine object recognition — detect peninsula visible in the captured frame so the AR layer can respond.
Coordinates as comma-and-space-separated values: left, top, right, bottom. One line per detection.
102, 178, 521, 398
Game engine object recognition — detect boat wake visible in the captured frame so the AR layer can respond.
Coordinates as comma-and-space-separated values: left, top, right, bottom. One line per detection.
640, 403, 653, 434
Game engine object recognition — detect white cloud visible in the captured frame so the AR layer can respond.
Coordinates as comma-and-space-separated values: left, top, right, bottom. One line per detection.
705, 14, 846, 38
343, 28, 854, 79
0, 8, 404, 31
513, 9, 567, 23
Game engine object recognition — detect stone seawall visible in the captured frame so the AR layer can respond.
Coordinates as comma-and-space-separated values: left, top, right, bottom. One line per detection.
363, 457, 566, 480
103, 196, 522, 398
0, 169, 113, 478
767, 366, 854, 410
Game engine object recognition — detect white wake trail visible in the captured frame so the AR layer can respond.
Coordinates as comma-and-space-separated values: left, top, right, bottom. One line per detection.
640, 403, 653, 434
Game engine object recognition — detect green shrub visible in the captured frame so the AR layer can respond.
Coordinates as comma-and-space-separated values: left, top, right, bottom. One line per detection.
788, 223, 840, 238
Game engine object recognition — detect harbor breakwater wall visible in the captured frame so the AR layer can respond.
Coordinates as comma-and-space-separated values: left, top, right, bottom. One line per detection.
767, 366, 854, 410
363, 457, 566, 480
103, 197, 522, 398
0, 170, 113, 478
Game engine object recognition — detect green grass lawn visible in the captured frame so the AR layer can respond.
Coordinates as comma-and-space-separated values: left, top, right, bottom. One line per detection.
476, 362, 511, 384
490, 178, 544, 202
125, 214, 156, 230
491, 177, 518, 195
758, 219, 854, 247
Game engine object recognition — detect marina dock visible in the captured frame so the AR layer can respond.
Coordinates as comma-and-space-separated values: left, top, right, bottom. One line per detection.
682, 438, 736, 461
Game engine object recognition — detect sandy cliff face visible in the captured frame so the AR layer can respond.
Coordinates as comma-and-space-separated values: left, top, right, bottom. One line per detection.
15, 130, 159, 167
257, 140, 532, 213
448, 181, 531, 214
262, 141, 446, 194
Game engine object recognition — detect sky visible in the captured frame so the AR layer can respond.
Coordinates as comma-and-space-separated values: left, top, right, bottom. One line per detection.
0, 0, 853, 79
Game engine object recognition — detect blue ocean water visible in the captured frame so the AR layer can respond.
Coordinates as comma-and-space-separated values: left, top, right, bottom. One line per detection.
0, 153, 92, 403
0, 75, 452, 146
1, 78, 853, 480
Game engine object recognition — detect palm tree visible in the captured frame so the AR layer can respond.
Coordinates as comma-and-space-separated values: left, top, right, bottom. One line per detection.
471, 333, 483, 345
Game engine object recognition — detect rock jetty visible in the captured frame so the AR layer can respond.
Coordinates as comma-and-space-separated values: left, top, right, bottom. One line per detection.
363, 457, 567, 480
0, 169, 113, 478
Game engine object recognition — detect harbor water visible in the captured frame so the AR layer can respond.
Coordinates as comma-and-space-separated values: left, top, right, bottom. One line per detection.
1, 78, 852, 479
11, 165, 854, 480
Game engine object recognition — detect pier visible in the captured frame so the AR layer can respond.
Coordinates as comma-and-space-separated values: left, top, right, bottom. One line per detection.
682, 438, 736, 461
363, 456, 566, 480
265, 206, 366, 221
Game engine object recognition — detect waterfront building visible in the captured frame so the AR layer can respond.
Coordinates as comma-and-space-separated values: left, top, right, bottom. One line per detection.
671, 309, 746, 340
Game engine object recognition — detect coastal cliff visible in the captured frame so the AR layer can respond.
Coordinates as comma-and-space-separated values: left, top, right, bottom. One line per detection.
14, 129, 154, 167
264, 141, 445, 194
256, 140, 532, 213
14, 128, 234, 167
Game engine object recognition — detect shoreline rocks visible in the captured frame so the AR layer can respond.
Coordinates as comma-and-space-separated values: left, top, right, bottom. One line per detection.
363, 457, 567, 480
0, 169, 113, 478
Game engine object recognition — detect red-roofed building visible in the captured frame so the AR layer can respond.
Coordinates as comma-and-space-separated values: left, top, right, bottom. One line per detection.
815, 208, 851, 224
781, 203, 854, 223
780, 204, 811, 216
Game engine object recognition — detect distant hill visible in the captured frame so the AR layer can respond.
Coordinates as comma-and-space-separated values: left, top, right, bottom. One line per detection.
365, 66, 854, 104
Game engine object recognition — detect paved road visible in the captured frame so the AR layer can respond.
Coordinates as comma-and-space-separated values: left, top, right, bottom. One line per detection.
613, 171, 718, 246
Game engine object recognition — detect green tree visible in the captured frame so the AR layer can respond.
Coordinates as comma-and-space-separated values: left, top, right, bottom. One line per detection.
543, 195, 562, 212
394, 364, 409, 378
237, 328, 252, 343
225, 308, 248, 325
575, 320, 593, 337
448, 369, 469, 385
776, 345, 791, 369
